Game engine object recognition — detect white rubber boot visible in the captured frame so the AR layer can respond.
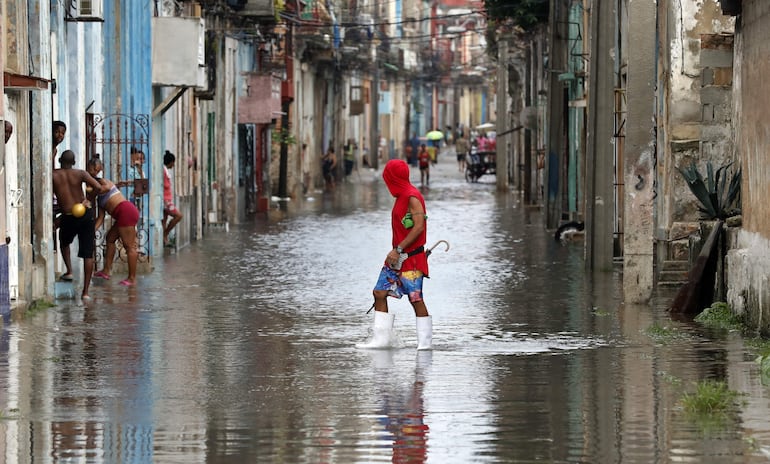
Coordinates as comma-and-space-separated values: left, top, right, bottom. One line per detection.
416, 316, 433, 350
356, 311, 395, 349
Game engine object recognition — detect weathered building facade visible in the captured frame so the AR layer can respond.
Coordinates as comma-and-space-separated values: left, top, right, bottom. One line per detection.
724, 0, 770, 331
526, 0, 770, 324
2, 0, 489, 313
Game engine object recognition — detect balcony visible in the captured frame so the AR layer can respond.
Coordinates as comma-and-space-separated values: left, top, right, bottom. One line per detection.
237, 73, 282, 124
152, 17, 207, 88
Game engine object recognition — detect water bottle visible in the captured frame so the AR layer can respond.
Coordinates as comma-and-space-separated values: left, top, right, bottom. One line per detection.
390, 252, 408, 271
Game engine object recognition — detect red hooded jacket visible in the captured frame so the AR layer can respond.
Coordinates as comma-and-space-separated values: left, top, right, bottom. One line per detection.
382, 160, 429, 276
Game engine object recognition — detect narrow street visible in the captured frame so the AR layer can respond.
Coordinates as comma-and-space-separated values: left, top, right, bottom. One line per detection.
0, 148, 769, 463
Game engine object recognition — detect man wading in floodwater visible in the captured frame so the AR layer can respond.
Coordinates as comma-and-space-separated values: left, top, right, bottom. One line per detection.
358, 159, 433, 350
52, 150, 105, 301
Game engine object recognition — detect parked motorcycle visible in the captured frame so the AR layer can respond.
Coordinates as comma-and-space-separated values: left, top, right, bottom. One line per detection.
465, 147, 496, 182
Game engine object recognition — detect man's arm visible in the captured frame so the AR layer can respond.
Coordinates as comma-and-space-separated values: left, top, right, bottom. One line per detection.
81, 171, 107, 194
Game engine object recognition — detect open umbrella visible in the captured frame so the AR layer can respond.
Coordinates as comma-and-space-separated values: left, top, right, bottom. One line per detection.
426, 130, 444, 141
476, 122, 495, 130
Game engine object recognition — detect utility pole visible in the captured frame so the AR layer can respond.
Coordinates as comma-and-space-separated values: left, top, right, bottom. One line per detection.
369, 3, 380, 171
278, 26, 294, 199
404, 80, 411, 161
584, 0, 616, 272
496, 35, 509, 191
545, 0, 567, 229
278, 100, 290, 199
523, 45, 532, 204
623, 0, 656, 300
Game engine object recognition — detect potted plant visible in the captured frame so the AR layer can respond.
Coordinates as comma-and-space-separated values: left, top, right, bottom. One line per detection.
670, 160, 741, 315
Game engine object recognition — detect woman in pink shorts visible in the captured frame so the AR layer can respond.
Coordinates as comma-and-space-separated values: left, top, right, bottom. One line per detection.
87, 158, 140, 286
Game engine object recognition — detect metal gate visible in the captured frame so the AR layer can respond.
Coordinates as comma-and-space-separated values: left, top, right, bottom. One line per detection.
85, 113, 151, 266
238, 124, 256, 215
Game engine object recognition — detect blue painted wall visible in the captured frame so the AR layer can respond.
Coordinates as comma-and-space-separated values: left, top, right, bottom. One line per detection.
103, 1, 153, 119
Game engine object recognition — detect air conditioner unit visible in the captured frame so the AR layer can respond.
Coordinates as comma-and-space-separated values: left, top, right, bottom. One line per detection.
67, 0, 104, 22
236, 0, 275, 18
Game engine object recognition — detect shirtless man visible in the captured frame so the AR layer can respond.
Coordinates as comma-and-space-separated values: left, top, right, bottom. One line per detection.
51, 150, 105, 301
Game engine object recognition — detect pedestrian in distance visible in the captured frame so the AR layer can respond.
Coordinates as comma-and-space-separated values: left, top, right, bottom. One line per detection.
343, 138, 356, 179
417, 144, 431, 188
361, 138, 371, 168
87, 157, 140, 287
455, 132, 469, 173
357, 159, 432, 351
409, 133, 421, 167
51, 150, 105, 301
404, 143, 414, 166
321, 146, 337, 191
162, 150, 183, 247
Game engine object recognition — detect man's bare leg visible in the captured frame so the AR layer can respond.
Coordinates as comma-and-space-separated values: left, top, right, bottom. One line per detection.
60, 242, 73, 278
373, 289, 389, 313
411, 300, 429, 318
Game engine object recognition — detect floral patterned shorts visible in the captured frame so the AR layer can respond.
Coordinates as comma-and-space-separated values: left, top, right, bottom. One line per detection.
373, 266, 424, 302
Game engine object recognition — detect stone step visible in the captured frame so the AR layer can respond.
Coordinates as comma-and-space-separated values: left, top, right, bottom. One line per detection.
656, 259, 689, 286
658, 269, 689, 283
660, 260, 689, 271
54, 281, 76, 299
657, 280, 686, 288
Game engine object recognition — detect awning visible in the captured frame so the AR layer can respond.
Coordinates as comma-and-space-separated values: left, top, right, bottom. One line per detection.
4, 72, 50, 91
382, 62, 399, 71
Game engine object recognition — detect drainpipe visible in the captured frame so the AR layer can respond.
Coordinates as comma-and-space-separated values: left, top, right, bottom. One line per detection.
370, 4, 380, 171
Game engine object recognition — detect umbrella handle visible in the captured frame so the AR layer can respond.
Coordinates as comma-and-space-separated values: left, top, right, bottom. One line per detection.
426, 240, 450, 257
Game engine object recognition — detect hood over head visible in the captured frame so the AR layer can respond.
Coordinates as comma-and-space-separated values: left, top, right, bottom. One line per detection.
382, 159, 415, 197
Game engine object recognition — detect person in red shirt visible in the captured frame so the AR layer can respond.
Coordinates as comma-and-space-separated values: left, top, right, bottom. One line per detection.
357, 159, 433, 350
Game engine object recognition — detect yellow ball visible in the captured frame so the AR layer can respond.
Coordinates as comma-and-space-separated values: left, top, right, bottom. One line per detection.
71, 203, 86, 218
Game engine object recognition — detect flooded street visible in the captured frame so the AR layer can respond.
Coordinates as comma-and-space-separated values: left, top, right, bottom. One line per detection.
2, 155, 770, 463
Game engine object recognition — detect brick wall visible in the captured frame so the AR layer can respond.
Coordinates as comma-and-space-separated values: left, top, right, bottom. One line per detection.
700, 33, 734, 171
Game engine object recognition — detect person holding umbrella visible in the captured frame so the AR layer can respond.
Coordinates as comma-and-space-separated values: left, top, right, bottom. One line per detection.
357, 159, 433, 350
425, 129, 443, 164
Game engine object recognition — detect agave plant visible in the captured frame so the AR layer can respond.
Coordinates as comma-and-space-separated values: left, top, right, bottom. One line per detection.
677, 160, 741, 220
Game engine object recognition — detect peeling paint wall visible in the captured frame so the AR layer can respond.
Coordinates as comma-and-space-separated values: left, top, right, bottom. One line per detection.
656, 0, 734, 243
735, 0, 770, 235
727, 0, 770, 333
727, 229, 770, 332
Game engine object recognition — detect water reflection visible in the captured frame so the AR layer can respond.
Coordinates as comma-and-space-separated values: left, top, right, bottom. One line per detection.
0, 164, 769, 462
366, 351, 430, 463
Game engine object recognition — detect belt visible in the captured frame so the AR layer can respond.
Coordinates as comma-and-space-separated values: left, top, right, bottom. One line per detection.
407, 246, 424, 257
